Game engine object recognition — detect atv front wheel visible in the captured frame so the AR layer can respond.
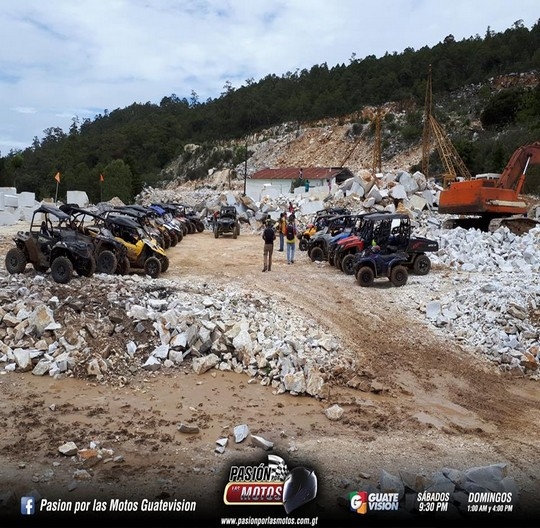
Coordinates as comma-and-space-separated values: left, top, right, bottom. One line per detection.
341, 254, 356, 275
413, 254, 431, 275
299, 238, 308, 251
160, 255, 169, 273
77, 256, 96, 277
144, 256, 162, 278
356, 266, 374, 287
97, 250, 117, 274
310, 246, 325, 262
390, 265, 408, 287
327, 251, 335, 266
117, 256, 131, 275
51, 256, 74, 284
5, 247, 27, 274
162, 231, 171, 249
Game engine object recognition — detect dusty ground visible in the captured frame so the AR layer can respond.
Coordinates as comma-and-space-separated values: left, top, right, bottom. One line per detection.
0, 222, 539, 526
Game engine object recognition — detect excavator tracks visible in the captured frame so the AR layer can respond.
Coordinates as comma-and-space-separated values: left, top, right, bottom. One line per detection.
488, 216, 540, 235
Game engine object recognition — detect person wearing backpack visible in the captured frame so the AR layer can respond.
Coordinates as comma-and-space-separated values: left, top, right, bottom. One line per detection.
285, 218, 297, 264
262, 219, 276, 272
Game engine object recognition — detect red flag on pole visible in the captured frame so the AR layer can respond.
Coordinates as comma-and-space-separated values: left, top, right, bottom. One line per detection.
100, 174, 104, 182
54, 172, 61, 183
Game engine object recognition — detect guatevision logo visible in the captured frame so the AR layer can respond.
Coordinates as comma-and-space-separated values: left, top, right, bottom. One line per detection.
349, 491, 399, 514
349, 491, 368, 514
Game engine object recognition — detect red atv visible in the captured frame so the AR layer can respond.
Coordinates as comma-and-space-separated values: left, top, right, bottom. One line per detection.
335, 212, 439, 276
333, 232, 367, 273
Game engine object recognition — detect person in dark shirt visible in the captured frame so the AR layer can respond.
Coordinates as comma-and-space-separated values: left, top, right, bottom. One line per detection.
262, 219, 276, 272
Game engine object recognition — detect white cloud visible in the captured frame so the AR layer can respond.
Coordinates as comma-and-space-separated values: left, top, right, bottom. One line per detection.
13, 107, 37, 114
0, 0, 537, 154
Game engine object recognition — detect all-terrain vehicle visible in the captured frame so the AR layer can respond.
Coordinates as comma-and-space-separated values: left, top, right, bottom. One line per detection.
298, 223, 316, 251
59, 204, 130, 275
336, 212, 439, 276
148, 204, 185, 246
109, 205, 174, 249
332, 212, 390, 273
354, 247, 409, 287
298, 207, 351, 251
307, 214, 362, 262
5, 204, 96, 284
159, 203, 205, 234
104, 215, 169, 278
214, 205, 240, 239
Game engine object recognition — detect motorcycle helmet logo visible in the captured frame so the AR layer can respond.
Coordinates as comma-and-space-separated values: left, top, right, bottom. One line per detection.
282, 466, 318, 514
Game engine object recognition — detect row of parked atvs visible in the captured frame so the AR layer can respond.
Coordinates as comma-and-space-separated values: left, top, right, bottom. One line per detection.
301, 209, 439, 287
4, 202, 204, 283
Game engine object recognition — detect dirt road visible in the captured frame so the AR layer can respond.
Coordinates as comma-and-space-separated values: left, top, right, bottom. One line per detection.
0, 225, 539, 526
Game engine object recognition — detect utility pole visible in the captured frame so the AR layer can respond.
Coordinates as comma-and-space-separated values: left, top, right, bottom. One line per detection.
422, 64, 433, 178
372, 108, 383, 177
243, 137, 247, 196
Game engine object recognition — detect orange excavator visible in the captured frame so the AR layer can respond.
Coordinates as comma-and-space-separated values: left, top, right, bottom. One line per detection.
438, 142, 540, 234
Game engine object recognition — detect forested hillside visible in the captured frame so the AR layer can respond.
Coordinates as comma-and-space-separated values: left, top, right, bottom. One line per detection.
0, 19, 539, 203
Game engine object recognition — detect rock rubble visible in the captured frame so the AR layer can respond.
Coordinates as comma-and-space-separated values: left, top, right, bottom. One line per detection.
417, 222, 540, 376
0, 270, 357, 397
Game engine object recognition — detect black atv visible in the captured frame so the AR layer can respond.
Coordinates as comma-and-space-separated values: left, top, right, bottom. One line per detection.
60, 204, 130, 275
157, 203, 205, 234
214, 205, 240, 239
299, 207, 352, 251
307, 214, 361, 262
354, 247, 409, 287
5, 204, 96, 284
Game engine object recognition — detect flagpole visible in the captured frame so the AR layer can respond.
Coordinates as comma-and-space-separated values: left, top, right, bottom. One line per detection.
54, 172, 60, 204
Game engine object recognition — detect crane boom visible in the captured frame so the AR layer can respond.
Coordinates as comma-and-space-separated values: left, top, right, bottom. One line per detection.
430, 115, 472, 186
422, 65, 471, 187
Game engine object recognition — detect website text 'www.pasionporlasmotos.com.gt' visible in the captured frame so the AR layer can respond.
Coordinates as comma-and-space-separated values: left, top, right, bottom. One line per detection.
221, 516, 318, 526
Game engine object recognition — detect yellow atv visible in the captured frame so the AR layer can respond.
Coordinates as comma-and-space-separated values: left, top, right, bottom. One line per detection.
298, 223, 316, 251
105, 215, 169, 278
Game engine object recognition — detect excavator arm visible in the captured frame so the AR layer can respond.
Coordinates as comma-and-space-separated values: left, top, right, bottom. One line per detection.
497, 142, 540, 193
439, 141, 540, 234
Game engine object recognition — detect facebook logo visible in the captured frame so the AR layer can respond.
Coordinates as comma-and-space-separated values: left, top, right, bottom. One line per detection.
21, 496, 35, 515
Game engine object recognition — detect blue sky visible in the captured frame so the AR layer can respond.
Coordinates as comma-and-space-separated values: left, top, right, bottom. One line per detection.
0, 0, 537, 155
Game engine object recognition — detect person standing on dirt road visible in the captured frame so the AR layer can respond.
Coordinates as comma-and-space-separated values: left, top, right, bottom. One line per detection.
278, 212, 286, 251
262, 219, 276, 272
285, 217, 297, 264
